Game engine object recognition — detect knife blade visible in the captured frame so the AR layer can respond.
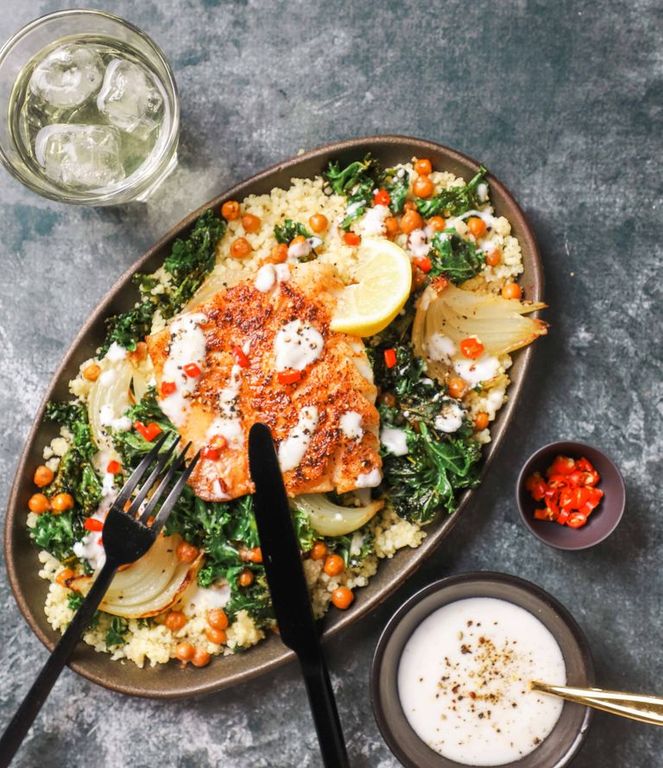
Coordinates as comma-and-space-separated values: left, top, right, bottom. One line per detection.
248, 422, 349, 768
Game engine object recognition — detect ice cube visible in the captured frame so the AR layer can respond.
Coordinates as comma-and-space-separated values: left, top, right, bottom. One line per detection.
96, 59, 164, 140
34, 124, 125, 189
29, 45, 104, 109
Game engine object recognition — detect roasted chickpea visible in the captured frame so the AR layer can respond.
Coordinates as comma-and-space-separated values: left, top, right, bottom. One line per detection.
207, 608, 229, 631
82, 363, 101, 382
331, 586, 354, 610
474, 412, 490, 431
241, 213, 262, 233
230, 237, 252, 259
400, 209, 424, 234
426, 215, 446, 233
238, 569, 254, 588
414, 158, 432, 176
447, 376, 468, 399
176, 541, 199, 564
50, 492, 74, 514
467, 216, 487, 238
384, 216, 399, 238
165, 611, 187, 632
221, 200, 240, 220
175, 642, 195, 662
33, 465, 54, 488
267, 243, 289, 263
309, 213, 329, 234
501, 282, 522, 300
191, 648, 211, 667
310, 541, 328, 561
323, 554, 345, 577
205, 627, 227, 645
413, 175, 435, 199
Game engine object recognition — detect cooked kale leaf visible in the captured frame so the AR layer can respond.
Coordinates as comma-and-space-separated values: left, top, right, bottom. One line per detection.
105, 617, 129, 648
328, 527, 375, 568
32, 510, 83, 561
224, 567, 274, 626
323, 154, 381, 229
382, 423, 481, 524
163, 210, 225, 310
44, 401, 102, 515
323, 154, 376, 196
102, 210, 225, 353
416, 166, 487, 218
381, 167, 410, 214
372, 305, 483, 523
429, 231, 485, 284
274, 218, 311, 244
112, 387, 177, 466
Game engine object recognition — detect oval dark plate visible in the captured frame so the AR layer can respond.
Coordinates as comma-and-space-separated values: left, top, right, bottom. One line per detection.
4, 135, 544, 699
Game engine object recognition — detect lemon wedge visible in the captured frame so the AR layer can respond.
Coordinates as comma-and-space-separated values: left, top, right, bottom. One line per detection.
331, 237, 412, 336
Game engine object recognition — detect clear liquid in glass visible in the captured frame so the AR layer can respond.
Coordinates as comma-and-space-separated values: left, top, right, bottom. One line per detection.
8, 34, 173, 194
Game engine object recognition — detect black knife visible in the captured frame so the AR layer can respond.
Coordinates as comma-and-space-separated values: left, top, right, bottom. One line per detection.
248, 422, 349, 768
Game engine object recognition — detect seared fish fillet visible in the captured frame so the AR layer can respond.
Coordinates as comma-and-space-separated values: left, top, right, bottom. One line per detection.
147, 262, 382, 501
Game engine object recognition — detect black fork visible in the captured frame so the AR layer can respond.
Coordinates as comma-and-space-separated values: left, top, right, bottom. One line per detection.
0, 435, 200, 768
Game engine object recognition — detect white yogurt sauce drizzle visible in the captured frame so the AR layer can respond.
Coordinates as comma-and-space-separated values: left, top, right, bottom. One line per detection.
434, 400, 465, 433
427, 333, 457, 363
398, 597, 566, 766
159, 312, 207, 426
359, 204, 389, 236
185, 582, 230, 613
72, 453, 120, 572
274, 319, 324, 372
278, 406, 319, 471
380, 426, 409, 456
355, 466, 382, 488
206, 364, 244, 449
454, 355, 501, 387
255, 263, 291, 292
409, 228, 432, 258
339, 411, 363, 440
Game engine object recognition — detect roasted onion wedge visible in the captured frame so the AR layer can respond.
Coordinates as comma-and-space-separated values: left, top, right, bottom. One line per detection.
69, 534, 201, 619
413, 282, 547, 382
293, 494, 384, 537
87, 353, 153, 451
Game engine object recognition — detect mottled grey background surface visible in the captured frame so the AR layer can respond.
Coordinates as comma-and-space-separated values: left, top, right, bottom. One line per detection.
0, 0, 661, 766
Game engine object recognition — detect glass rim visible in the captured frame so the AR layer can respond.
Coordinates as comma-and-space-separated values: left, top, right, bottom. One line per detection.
0, 8, 180, 204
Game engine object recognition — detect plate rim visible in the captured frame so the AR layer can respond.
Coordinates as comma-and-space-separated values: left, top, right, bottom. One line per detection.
4, 134, 544, 699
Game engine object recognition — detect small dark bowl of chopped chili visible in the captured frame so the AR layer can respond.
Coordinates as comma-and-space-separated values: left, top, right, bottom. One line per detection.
517, 441, 626, 550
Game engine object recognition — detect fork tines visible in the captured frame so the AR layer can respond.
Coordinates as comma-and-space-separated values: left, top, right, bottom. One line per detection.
114, 433, 200, 535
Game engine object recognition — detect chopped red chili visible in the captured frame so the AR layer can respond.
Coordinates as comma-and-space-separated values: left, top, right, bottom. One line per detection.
414, 256, 432, 273
84, 517, 104, 532
373, 188, 391, 206
134, 421, 163, 442
106, 460, 121, 475
160, 381, 177, 397
233, 345, 250, 368
277, 369, 303, 385
460, 337, 485, 360
384, 348, 397, 369
183, 363, 202, 378
527, 455, 603, 529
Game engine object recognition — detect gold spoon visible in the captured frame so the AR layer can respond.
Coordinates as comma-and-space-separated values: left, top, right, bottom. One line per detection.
531, 681, 663, 726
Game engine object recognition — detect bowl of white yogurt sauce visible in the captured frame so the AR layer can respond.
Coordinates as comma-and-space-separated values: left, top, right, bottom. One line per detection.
371, 573, 593, 768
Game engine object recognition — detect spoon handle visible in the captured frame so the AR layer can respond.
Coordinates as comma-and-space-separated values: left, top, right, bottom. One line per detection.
531, 681, 663, 726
